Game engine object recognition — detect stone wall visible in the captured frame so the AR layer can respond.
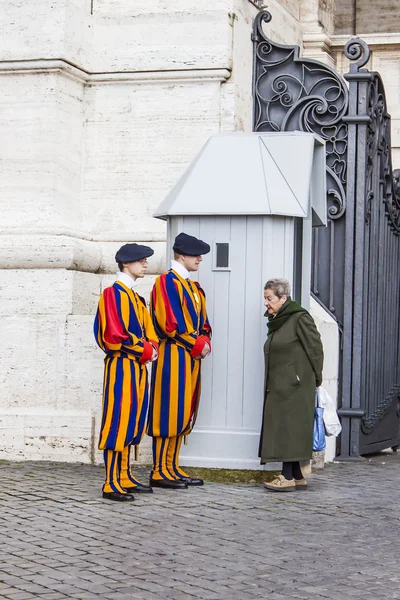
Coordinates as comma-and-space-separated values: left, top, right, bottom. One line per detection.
335, 0, 400, 35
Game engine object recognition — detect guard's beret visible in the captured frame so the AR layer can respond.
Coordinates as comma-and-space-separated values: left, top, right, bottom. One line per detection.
173, 232, 210, 256
115, 243, 154, 264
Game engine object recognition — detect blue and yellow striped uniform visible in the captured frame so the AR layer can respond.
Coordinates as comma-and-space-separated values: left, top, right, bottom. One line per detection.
148, 269, 211, 481
94, 281, 158, 493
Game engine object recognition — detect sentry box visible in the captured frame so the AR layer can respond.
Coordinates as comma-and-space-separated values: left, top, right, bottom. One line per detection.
154, 132, 327, 469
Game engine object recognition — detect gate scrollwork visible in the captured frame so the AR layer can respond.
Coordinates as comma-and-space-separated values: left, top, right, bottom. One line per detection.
252, 11, 349, 216
252, 10, 349, 320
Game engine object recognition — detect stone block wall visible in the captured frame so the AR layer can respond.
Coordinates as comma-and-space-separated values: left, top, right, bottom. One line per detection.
335, 0, 400, 35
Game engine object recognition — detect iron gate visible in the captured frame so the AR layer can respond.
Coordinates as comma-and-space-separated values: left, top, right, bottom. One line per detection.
252, 11, 400, 458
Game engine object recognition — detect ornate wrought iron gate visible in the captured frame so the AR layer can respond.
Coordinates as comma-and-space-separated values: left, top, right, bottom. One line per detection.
252, 11, 400, 458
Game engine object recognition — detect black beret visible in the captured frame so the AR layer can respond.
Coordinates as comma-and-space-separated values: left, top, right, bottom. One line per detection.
173, 232, 210, 256
115, 243, 154, 264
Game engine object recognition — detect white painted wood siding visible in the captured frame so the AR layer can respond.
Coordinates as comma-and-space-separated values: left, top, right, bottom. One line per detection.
170, 215, 295, 468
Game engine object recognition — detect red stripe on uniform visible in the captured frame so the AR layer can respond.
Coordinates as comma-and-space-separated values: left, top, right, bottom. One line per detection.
159, 275, 178, 334
139, 341, 153, 364
103, 287, 129, 346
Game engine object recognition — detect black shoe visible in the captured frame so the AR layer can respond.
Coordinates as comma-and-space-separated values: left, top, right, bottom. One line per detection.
102, 491, 135, 502
150, 478, 188, 490
179, 477, 204, 486
125, 485, 153, 494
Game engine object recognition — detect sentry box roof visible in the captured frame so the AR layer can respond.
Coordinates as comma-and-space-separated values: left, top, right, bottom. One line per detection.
154, 132, 327, 227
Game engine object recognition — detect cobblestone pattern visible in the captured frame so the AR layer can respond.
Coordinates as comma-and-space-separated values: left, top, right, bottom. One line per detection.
1, 453, 400, 599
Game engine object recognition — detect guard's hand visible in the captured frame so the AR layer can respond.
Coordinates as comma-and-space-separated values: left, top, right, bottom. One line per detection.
200, 343, 211, 359
150, 347, 158, 362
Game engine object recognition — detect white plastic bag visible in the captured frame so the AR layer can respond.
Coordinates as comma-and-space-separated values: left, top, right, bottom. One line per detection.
316, 386, 342, 437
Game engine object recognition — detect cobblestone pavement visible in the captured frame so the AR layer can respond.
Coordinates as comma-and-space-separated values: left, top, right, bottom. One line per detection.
1, 453, 400, 600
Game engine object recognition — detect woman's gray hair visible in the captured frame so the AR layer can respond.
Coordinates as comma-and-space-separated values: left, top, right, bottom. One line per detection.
264, 278, 291, 298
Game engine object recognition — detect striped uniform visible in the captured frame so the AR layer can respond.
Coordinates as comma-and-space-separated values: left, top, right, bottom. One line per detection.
148, 269, 211, 481
94, 281, 158, 494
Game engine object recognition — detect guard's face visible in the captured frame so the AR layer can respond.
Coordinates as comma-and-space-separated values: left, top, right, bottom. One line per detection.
183, 255, 202, 272
124, 259, 148, 279
264, 288, 287, 315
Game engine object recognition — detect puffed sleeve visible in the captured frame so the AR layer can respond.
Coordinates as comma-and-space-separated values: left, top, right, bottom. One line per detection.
94, 286, 154, 363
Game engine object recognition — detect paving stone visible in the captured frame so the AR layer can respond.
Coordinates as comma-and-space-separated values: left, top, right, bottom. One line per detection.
1, 455, 400, 599
33, 595, 68, 600
1, 594, 36, 600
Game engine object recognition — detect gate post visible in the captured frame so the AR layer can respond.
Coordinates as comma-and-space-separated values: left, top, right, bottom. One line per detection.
337, 39, 372, 460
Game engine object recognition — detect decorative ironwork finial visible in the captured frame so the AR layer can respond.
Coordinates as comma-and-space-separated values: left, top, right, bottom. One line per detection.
251, 10, 272, 43
344, 37, 371, 69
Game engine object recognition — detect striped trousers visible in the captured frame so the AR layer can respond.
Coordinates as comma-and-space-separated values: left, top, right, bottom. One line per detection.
103, 445, 144, 493
151, 435, 189, 480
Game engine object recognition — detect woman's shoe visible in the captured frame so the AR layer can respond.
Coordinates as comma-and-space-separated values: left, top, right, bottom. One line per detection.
264, 474, 295, 492
294, 478, 308, 490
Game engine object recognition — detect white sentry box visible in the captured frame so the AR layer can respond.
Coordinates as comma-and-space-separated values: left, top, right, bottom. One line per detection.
153, 132, 327, 469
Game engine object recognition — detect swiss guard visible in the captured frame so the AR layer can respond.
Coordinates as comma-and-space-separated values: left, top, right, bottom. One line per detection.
94, 243, 159, 502
148, 232, 212, 489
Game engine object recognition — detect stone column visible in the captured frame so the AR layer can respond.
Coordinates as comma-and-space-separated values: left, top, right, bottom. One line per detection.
300, 0, 336, 67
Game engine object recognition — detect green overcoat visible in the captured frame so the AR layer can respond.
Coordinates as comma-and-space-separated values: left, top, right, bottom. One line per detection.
259, 300, 324, 463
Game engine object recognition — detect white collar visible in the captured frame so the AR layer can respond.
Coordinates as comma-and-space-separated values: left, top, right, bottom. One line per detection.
116, 271, 138, 290
171, 259, 190, 280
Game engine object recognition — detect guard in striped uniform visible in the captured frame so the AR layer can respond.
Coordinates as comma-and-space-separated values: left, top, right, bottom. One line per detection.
94, 243, 158, 502
148, 232, 212, 489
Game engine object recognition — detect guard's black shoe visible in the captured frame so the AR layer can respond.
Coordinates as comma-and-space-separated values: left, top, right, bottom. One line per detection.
125, 485, 153, 494
102, 491, 135, 502
150, 478, 188, 490
179, 477, 204, 486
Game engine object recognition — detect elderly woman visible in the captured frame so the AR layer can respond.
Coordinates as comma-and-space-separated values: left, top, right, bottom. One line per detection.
259, 278, 324, 491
